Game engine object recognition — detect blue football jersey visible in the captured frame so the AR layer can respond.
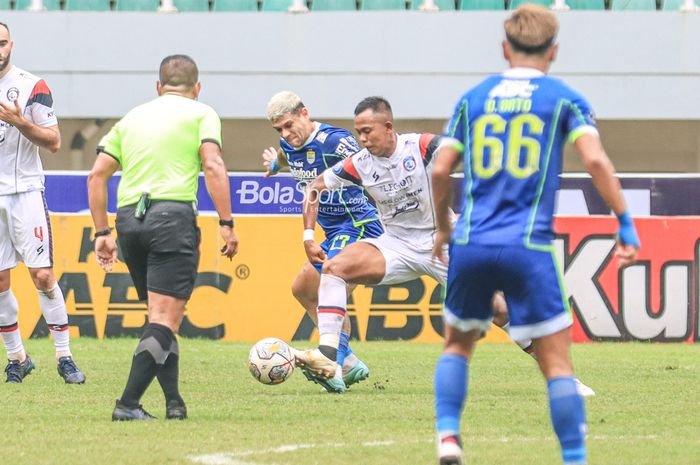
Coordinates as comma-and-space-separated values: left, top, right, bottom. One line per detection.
280, 123, 380, 236
445, 68, 597, 247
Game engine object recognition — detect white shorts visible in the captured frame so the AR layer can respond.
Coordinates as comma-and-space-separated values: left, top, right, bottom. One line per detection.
0, 190, 53, 270
362, 233, 447, 286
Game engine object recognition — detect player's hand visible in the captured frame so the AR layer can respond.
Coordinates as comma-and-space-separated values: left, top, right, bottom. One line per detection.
0, 99, 24, 127
262, 147, 279, 177
95, 236, 118, 272
615, 211, 640, 268
219, 226, 239, 260
304, 240, 326, 264
431, 229, 451, 265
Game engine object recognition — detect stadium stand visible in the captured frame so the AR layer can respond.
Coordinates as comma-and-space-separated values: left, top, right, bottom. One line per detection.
412, 0, 455, 9
311, 0, 356, 10
508, 0, 550, 8
611, 0, 656, 8
261, 0, 292, 10
663, 0, 698, 8
15, 0, 60, 9
174, 0, 210, 10
566, 0, 605, 8
360, 0, 406, 9
64, 0, 111, 10
0, 0, 10, 8
212, 0, 258, 9
115, 0, 160, 9
459, 0, 505, 9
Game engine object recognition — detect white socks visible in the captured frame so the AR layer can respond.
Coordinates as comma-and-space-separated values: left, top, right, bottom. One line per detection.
0, 289, 25, 360
38, 284, 71, 359
317, 274, 347, 350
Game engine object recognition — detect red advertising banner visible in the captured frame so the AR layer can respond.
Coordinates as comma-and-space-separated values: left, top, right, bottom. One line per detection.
555, 216, 698, 343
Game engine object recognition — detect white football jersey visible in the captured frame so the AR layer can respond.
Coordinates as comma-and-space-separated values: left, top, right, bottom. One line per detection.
0, 65, 58, 195
325, 133, 450, 251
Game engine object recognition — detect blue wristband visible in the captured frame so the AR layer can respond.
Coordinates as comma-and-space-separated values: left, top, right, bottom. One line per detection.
616, 211, 640, 248
269, 158, 279, 174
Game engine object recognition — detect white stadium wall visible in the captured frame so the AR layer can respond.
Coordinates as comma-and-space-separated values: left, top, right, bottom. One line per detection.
2, 11, 700, 120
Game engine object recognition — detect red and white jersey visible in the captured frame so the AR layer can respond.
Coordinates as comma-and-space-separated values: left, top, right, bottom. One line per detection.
0, 65, 58, 196
324, 132, 449, 251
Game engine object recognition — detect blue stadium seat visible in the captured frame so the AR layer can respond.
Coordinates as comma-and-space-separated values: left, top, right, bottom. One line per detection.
15, 0, 60, 9
459, 0, 504, 9
213, 0, 257, 9
312, 0, 355, 9
261, 0, 293, 10
65, 0, 111, 10
116, 0, 159, 9
567, 0, 605, 8
360, 0, 406, 9
412, 0, 455, 9
508, 0, 550, 7
174, 0, 209, 9
611, 0, 656, 8
662, 0, 697, 8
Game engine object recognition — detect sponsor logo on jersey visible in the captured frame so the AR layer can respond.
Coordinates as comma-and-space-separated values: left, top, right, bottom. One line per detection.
335, 143, 355, 157
6, 87, 19, 101
379, 175, 414, 193
403, 157, 416, 172
306, 150, 316, 164
316, 131, 328, 143
489, 79, 538, 99
290, 165, 318, 181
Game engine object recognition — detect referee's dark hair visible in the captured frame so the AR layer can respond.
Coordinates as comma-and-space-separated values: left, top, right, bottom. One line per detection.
159, 54, 198, 89
354, 96, 393, 119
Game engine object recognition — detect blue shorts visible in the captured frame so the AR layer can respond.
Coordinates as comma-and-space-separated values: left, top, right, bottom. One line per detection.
314, 221, 383, 273
443, 243, 572, 342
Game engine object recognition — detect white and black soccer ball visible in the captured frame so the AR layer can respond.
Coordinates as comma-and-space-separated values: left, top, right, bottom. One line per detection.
248, 337, 295, 385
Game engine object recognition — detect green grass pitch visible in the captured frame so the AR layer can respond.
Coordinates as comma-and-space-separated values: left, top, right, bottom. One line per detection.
1, 339, 698, 465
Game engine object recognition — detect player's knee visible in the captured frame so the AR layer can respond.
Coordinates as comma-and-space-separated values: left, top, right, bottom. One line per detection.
31, 268, 55, 290
321, 260, 346, 280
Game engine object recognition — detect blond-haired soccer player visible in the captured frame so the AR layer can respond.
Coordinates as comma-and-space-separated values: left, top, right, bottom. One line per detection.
431, 5, 639, 465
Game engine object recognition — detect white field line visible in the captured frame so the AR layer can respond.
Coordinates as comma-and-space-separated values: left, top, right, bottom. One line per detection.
189, 435, 666, 465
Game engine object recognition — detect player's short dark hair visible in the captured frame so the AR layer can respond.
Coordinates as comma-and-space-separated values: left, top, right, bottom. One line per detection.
354, 96, 393, 119
0, 22, 9, 35
159, 54, 198, 89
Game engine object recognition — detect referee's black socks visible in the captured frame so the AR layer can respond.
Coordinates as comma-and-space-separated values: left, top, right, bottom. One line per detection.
120, 323, 182, 407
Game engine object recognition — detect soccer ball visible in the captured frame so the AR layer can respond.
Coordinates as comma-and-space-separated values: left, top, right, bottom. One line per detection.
248, 338, 295, 385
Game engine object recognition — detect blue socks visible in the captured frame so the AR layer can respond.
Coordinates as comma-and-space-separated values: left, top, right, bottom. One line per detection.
548, 376, 587, 464
337, 331, 351, 368
434, 354, 468, 435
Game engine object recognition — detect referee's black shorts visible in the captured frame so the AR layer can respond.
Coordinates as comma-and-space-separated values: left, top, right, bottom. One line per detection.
116, 200, 201, 301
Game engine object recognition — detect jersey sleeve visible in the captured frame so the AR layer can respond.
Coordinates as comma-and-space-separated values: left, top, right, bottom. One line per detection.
418, 133, 442, 166
199, 105, 223, 148
564, 93, 598, 144
324, 156, 362, 190
322, 130, 361, 167
27, 80, 58, 128
441, 97, 467, 154
97, 122, 123, 163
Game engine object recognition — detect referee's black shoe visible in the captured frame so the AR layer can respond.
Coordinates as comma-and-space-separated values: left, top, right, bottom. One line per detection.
112, 400, 156, 421
165, 400, 187, 420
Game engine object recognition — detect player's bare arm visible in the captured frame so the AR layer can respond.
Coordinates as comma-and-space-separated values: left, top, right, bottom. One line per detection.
88, 152, 120, 272
0, 99, 60, 153
201, 141, 239, 260
575, 133, 639, 267
431, 143, 462, 264
261, 146, 287, 177
301, 175, 327, 264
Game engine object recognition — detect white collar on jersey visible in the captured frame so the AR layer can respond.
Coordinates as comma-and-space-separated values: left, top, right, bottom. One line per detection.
503, 67, 546, 78
297, 121, 321, 149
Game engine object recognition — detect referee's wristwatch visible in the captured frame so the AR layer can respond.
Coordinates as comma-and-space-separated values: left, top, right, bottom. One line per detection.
218, 218, 234, 228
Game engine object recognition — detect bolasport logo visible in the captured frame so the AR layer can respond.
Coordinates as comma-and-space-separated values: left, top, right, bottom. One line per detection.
234, 179, 355, 214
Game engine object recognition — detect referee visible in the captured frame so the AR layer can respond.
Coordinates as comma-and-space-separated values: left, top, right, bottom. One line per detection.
87, 54, 238, 421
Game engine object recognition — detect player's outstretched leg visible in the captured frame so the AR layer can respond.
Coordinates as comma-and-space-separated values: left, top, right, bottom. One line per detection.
37, 282, 86, 384
293, 347, 347, 393
0, 289, 35, 383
